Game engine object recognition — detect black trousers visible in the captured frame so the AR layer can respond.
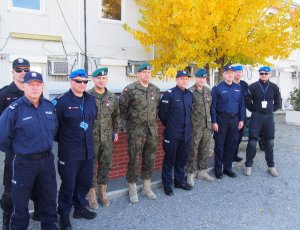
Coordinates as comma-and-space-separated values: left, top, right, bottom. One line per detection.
162, 139, 190, 187
213, 116, 239, 173
1, 153, 39, 215
10, 153, 57, 230
245, 112, 275, 167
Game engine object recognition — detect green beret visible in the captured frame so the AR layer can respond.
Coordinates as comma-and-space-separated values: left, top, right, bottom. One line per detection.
92, 67, 108, 77
137, 62, 151, 72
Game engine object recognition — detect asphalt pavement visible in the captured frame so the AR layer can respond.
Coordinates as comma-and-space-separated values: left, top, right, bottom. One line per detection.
1, 114, 300, 230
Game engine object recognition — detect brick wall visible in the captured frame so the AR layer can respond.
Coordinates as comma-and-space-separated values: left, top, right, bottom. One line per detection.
109, 119, 165, 179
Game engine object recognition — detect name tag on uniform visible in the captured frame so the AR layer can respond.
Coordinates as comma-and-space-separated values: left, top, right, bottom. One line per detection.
80, 122, 89, 131
261, 101, 268, 108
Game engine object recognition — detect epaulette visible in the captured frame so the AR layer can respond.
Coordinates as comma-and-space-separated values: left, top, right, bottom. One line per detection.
51, 93, 66, 106
167, 89, 172, 93
0, 85, 9, 92
8, 101, 20, 110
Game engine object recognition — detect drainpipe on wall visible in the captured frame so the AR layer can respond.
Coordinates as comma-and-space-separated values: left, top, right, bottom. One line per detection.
84, 0, 88, 73
77, 0, 82, 68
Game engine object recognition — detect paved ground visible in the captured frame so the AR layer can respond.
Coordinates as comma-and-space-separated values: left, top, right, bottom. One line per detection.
1, 114, 300, 229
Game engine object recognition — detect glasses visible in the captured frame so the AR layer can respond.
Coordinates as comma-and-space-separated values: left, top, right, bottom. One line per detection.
259, 72, 269, 75
14, 68, 30, 73
72, 79, 89, 84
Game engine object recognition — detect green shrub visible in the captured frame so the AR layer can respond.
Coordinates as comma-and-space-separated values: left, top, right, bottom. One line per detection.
289, 88, 300, 111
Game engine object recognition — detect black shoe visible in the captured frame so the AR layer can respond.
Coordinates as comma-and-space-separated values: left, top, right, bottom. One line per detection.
223, 170, 237, 178
31, 211, 41, 221
174, 182, 193, 190
59, 216, 72, 230
163, 186, 174, 196
215, 171, 223, 179
3, 212, 11, 230
73, 208, 97, 220
233, 156, 243, 162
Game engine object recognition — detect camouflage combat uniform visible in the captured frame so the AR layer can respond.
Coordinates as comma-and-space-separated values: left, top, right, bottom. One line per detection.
185, 84, 212, 173
88, 88, 120, 186
119, 81, 160, 183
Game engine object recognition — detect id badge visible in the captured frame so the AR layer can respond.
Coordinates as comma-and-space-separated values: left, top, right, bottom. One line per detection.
80, 122, 89, 131
261, 100, 268, 108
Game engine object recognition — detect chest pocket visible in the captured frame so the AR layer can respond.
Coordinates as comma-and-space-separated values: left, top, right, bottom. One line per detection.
233, 90, 241, 102
19, 116, 38, 137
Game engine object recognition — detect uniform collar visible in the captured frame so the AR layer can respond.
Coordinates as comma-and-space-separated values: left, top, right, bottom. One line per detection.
259, 79, 269, 85
9, 82, 23, 93
91, 87, 108, 99
69, 89, 90, 101
136, 81, 149, 91
22, 95, 43, 106
175, 85, 187, 93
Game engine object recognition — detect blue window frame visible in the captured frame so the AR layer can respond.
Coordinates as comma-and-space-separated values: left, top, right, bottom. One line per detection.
12, 0, 40, 10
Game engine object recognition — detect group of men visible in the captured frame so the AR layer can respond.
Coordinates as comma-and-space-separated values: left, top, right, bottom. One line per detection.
0, 58, 281, 230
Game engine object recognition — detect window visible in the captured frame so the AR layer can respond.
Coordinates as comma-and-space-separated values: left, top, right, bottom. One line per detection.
12, 0, 40, 10
9, 0, 44, 13
100, 0, 123, 22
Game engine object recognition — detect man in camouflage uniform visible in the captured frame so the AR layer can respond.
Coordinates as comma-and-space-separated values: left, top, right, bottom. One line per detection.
119, 62, 160, 203
87, 67, 120, 209
185, 68, 214, 187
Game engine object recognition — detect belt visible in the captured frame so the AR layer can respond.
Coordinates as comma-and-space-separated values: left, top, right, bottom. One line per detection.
18, 152, 50, 160
217, 113, 237, 118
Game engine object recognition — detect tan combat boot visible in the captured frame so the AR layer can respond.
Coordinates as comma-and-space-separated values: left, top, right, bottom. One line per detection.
197, 170, 214, 182
128, 183, 139, 204
87, 188, 99, 210
186, 173, 195, 187
244, 167, 252, 176
98, 184, 110, 207
268, 167, 278, 177
141, 179, 157, 200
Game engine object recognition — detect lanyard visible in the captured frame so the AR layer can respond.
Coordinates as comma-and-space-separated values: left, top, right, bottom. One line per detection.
76, 97, 85, 121
258, 82, 269, 100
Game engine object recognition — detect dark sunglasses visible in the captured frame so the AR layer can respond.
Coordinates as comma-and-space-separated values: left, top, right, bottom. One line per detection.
259, 72, 269, 75
15, 68, 30, 73
72, 79, 89, 84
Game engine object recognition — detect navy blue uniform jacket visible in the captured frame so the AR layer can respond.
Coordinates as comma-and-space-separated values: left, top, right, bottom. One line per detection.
53, 89, 97, 161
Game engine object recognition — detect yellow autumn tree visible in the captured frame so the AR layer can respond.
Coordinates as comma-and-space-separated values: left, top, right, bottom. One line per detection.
123, 0, 300, 80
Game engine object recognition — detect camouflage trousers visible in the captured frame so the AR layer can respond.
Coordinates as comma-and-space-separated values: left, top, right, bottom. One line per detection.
185, 127, 212, 173
92, 140, 113, 186
126, 126, 158, 183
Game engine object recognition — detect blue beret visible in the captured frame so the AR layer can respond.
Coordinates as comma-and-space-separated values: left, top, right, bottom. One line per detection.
69, 69, 88, 78
176, 70, 191, 78
92, 67, 108, 77
23, 71, 43, 83
233, 65, 243, 71
137, 63, 151, 72
195, 68, 208, 78
259, 66, 271, 72
223, 65, 234, 72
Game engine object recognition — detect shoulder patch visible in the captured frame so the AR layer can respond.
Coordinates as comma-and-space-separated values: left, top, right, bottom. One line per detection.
51, 99, 57, 106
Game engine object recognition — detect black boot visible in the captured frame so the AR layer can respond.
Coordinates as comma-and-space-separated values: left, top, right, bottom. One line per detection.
59, 215, 72, 230
31, 201, 40, 221
3, 212, 10, 230
73, 208, 97, 220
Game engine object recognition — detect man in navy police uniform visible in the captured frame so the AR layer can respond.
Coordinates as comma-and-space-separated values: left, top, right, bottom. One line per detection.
0, 58, 40, 229
53, 69, 97, 230
210, 65, 245, 179
0, 71, 58, 230
159, 70, 193, 196
244, 66, 281, 177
